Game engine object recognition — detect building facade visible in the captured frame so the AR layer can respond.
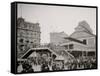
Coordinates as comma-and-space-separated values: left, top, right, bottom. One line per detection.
17, 17, 41, 58
61, 21, 96, 58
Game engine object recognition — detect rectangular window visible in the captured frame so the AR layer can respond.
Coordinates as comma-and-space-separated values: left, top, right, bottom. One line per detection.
83, 39, 87, 44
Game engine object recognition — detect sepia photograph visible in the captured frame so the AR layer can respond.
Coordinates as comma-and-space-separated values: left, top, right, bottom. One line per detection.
16, 2, 97, 73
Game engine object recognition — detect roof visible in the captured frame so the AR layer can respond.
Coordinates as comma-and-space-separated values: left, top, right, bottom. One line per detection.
21, 47, 58, 59
70, 31, 95, 39
64, 37, 85, 45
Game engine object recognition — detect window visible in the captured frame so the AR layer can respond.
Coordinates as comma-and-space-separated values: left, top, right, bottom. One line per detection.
69, 44, 73, 49
83, 39, 87, 44
31, 42, 33, 44
19, 38, 24, 43
64, 45, 68, 49
19, 45, 24, 51
26, 40, 29, 43
24, 24, 27, 28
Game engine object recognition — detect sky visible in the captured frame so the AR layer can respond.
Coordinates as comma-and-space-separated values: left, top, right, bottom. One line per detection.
17, 3, 96, 43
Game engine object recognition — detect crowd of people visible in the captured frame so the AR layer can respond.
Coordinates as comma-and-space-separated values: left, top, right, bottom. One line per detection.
17, 56, 64, 73
17, 56, 96, 73
64, 56, 96, 70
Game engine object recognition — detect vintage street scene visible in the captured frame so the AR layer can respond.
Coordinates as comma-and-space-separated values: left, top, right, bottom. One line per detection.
17, 4, 97, 73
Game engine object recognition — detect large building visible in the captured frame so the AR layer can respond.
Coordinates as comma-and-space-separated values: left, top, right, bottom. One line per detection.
17, 17, 41, 58
61, 21, 96, 58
